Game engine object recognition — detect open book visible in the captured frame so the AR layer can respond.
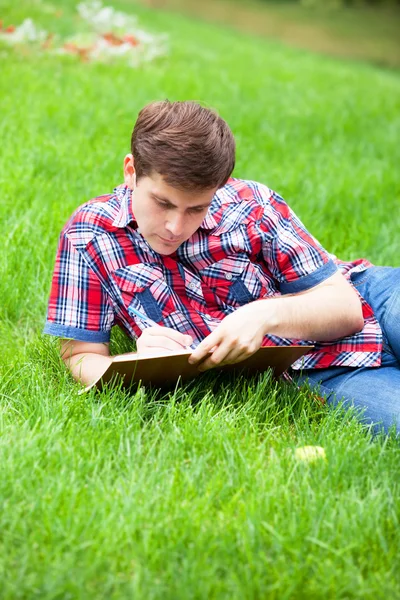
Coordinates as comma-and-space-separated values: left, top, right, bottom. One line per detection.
83, 345, 313, 392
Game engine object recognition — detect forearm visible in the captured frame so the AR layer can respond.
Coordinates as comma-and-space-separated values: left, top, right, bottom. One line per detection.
189, 273, 365, 370
63, 352, 114, 386
61, 325, 192, 387
260, 283, 364, 341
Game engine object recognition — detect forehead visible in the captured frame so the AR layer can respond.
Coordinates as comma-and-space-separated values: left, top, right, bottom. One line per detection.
147, 174, 216, 208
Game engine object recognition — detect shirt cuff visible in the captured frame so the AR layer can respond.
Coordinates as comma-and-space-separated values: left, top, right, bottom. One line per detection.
280, 259, 338, 294
43, 322, 111, 343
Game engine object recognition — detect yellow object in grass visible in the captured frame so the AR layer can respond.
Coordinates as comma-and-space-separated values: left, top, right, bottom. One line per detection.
295, 446, 327, 463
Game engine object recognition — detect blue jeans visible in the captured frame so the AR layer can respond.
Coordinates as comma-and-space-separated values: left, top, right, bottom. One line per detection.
292, 267, 400, 434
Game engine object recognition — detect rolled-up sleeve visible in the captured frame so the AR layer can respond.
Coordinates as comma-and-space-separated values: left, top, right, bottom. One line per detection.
256, 185, 337, 294
44, 232, 114, 342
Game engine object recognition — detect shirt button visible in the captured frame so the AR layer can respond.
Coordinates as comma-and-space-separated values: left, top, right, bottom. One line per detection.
225, 273, 233, 281
189, 282, 196, 290
204, 314, 212, 320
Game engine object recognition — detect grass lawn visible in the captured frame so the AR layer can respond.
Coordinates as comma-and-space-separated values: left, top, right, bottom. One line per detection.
143, 0, 400, 69
1, 0, 400, 598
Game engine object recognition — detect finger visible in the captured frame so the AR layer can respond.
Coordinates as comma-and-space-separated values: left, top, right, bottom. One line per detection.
188, 333, 220, 364
196, 342, 232, 371
147, 326, 192, 347
198, 344, 257, 372
221, 344, 252, 363
140, 335, 190, 352
216, 348, 250, 367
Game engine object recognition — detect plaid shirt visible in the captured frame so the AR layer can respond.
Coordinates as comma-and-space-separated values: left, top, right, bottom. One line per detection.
44, 178, 382, 370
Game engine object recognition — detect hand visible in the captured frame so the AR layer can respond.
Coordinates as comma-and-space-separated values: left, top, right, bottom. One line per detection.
189, 302, 270, 371
137, 326, 192, 356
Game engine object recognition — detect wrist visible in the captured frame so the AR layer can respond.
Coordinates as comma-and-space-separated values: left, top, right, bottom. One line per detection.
253, 298, 281, 336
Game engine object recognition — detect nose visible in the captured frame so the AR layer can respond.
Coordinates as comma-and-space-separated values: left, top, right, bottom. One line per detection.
165, 212, 184, 238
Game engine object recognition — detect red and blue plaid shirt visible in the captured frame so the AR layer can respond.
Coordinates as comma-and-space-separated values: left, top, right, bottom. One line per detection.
44, 178, 382, 370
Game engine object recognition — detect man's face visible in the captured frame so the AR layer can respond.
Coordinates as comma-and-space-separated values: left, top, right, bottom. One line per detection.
124, 155, 217, 255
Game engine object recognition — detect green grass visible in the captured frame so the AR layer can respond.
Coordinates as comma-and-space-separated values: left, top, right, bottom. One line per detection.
143, 0, 400, 68
1, 0, 400, 597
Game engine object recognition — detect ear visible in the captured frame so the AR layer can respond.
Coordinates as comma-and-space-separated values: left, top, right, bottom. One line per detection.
123, 154, 136, 189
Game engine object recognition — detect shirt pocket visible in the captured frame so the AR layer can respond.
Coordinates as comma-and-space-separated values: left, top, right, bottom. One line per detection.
199, 255, 267, 309
110, 263, 177, 324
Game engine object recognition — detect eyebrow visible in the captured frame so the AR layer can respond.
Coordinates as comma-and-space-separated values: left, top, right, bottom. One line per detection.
151, 193, 210, 210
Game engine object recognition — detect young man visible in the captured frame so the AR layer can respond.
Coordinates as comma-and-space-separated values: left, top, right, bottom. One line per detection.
44, 100, 400, 433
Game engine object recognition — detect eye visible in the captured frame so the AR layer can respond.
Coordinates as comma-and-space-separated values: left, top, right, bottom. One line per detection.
188, 206, 206, 214
156, 200, 170, 209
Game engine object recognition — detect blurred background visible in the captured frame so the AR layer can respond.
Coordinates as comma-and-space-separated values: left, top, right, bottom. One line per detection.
141, 0, 400, 69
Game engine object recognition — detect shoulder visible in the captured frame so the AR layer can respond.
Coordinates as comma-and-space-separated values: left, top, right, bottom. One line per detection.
204, 178, 282, 231
61, 186, 123, 249
216, 177, 285, 209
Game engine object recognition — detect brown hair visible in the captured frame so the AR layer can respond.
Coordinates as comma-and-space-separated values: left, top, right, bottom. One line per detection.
131, 100, 235, 191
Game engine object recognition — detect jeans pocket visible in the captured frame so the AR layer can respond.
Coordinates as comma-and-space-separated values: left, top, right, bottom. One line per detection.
382, 332, 395, 357
381, 287, 400, 363
350, 271, 368, 290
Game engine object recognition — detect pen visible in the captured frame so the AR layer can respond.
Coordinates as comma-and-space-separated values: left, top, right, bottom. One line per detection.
129, 306, 194, 350
129, 306, 159, 328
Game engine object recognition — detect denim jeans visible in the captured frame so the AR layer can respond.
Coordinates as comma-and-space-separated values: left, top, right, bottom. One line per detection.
292, 267, 400, 434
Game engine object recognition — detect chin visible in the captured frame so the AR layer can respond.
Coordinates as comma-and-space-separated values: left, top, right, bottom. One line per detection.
149, 241, 179, 255
157, 246, 178, 256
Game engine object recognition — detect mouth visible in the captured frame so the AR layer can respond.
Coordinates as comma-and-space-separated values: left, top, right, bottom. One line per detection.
157, 235, 180, 245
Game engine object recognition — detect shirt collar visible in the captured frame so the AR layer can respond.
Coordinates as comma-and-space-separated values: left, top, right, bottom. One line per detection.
199, 187, 221, 231
199, 211, 218, 230
112, 184, 136, 228
111, 183, 219, 232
